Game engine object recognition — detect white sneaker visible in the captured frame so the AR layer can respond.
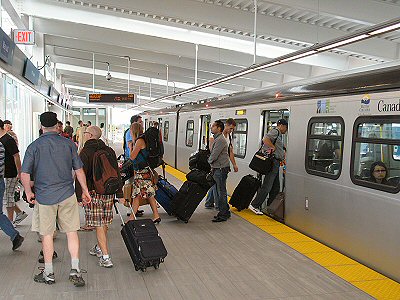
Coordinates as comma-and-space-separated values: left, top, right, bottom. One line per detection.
99, 257, 113, 268
89, 244, 103, 257
249, 205, 263, 215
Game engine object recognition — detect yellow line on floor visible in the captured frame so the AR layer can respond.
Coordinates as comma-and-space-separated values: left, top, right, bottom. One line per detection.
164, 165, 400, 299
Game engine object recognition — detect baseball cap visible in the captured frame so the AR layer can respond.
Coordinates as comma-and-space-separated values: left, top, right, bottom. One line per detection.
277, 119, 288, 126
40, 112, 58, 128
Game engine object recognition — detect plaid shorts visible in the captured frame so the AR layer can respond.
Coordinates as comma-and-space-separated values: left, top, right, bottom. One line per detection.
4, 177, 18, 208
84, 193, 114, 227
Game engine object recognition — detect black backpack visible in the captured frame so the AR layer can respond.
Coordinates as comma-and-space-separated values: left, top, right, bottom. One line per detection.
138, 127, 164, 169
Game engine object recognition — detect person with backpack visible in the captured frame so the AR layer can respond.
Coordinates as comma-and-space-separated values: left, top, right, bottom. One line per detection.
129, 123, 161, 223
249, 119, 288, 215
75, 126, 124, 268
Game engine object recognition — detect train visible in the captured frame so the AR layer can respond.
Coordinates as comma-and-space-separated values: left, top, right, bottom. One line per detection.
144, 62, 400, 282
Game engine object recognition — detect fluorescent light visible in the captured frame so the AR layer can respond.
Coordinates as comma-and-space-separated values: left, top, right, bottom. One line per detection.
160, 99, 182, 104
317, 35, 369, 52
280, 50, 317, 63
368, 23, 400, 36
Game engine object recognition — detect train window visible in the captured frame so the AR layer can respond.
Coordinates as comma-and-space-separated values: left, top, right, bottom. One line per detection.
185, 120, 194, 147
351, 116, 400, 193
305, 117, 344, 179
232, 119, 248, 158
164, 121, 169, 142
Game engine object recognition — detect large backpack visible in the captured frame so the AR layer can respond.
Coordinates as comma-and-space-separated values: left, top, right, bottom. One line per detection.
139, 127, 164, 169
93, 149, 121, 194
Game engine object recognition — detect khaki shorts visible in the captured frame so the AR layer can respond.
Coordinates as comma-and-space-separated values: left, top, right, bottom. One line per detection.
32, 194, 80, 236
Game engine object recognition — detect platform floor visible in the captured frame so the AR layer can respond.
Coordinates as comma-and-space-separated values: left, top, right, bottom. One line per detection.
0, 173, 372, 300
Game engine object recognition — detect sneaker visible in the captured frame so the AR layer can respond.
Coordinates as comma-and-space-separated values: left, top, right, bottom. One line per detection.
34, 270, 55, 284
69, 269, 85, 287
99, 256, 113, 268
12, 234, 24, 251
249, 205, 263, 215
38, 250, 58, 263
89, 244, 103, 257
13, 211, 28, 225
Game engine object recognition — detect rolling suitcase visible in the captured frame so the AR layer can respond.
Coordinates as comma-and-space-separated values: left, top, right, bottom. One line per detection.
156, 177, 177, 215
229, 175, 261, 211
115, 202, 167, 272
173, 180, 208, 223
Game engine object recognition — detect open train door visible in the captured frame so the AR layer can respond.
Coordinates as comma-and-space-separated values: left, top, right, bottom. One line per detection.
260, 109, 289, 223
199, 114, 211, 150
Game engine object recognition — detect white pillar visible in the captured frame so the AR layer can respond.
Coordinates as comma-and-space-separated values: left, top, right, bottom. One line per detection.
253, 0, 257, 64
195, 44, 199, 85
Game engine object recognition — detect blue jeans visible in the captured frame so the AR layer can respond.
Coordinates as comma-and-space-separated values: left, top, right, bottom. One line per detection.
213, 168, 230, 219
205, 185, 218, 208
0, 178, 18, 241
251, 158, 280, 209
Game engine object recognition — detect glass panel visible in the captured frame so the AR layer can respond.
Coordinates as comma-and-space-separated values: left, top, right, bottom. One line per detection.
311, 122, 342, 136
307, 138, 343, 175
232, 133, 247, 158
82, 108, 96, 126
199, 115, 211, 150
163, 121, 169, 142
353, 142, 400, 189
357, 122, 400, 140
186, 120, 194, 147
235, 122, 247, 131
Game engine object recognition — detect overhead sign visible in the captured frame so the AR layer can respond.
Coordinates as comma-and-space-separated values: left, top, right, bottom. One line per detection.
88, 93, 136, 104
23, 59, 40, 85
13, 30, 35, 45
0, 28, 15, 65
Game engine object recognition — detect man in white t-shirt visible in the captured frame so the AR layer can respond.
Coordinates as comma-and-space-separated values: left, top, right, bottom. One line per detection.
205, 118, 238, 209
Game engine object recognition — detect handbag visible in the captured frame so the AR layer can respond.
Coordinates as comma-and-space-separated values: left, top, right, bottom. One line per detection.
249, 129, 280, 175
249, 149, 274, 175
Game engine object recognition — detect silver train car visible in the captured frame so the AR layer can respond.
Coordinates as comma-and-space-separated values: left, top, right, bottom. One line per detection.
144, 63, 400, 282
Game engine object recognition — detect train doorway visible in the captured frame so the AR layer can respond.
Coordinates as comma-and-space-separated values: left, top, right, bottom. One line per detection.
260, 109, 289, 222
199, 114, 211, 150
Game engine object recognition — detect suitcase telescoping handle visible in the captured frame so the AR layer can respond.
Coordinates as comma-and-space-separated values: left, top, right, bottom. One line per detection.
114, 199, 136, 226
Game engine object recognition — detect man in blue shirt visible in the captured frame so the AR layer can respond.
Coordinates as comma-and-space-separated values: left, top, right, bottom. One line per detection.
21, 112, 91, 287
124, 115, 142, 159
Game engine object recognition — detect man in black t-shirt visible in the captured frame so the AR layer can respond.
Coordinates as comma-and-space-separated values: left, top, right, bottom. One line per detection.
0, 120, 22, 223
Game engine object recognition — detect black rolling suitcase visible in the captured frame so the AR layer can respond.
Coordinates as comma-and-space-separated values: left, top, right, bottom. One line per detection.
229, 175, 261, 211
115, 202, 167, 271
173, 180, 208, 223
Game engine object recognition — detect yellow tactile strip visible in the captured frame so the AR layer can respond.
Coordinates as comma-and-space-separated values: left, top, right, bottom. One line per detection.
163, 165, 400, 299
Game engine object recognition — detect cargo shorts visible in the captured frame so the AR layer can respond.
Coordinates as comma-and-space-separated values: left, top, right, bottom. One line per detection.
32, 194, 80, 236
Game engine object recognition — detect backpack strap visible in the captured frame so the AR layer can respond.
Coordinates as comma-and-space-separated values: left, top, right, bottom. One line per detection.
273, 128, 280, 145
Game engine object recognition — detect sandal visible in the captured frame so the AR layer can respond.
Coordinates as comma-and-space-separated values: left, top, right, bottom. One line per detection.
78, 225, 94, 232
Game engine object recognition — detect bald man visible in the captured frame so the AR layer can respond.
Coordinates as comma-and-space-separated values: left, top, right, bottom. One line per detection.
75, 126, 124, 268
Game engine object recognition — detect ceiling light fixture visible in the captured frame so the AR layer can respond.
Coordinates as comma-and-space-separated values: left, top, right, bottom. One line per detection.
140, 16, 400, 109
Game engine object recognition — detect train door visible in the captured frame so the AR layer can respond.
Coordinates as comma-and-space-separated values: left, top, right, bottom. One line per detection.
199, 114, 211, 150
260, 109, 289, 219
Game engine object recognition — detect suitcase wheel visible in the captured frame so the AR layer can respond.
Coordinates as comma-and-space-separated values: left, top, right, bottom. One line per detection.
134, 265, 139, 271
141, 268, 147, 272
154, 263, 159, 270
160, 258, 164, 263
184, 220, 188, 224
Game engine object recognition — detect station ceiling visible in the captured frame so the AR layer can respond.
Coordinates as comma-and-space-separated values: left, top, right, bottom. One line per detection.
22, 0, 400, 111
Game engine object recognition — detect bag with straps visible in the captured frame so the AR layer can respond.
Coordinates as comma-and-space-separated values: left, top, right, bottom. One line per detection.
138, 127, 164, 169
189, 149, 211, 172
93, 149, 121, 195
249, 129, 280, 175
